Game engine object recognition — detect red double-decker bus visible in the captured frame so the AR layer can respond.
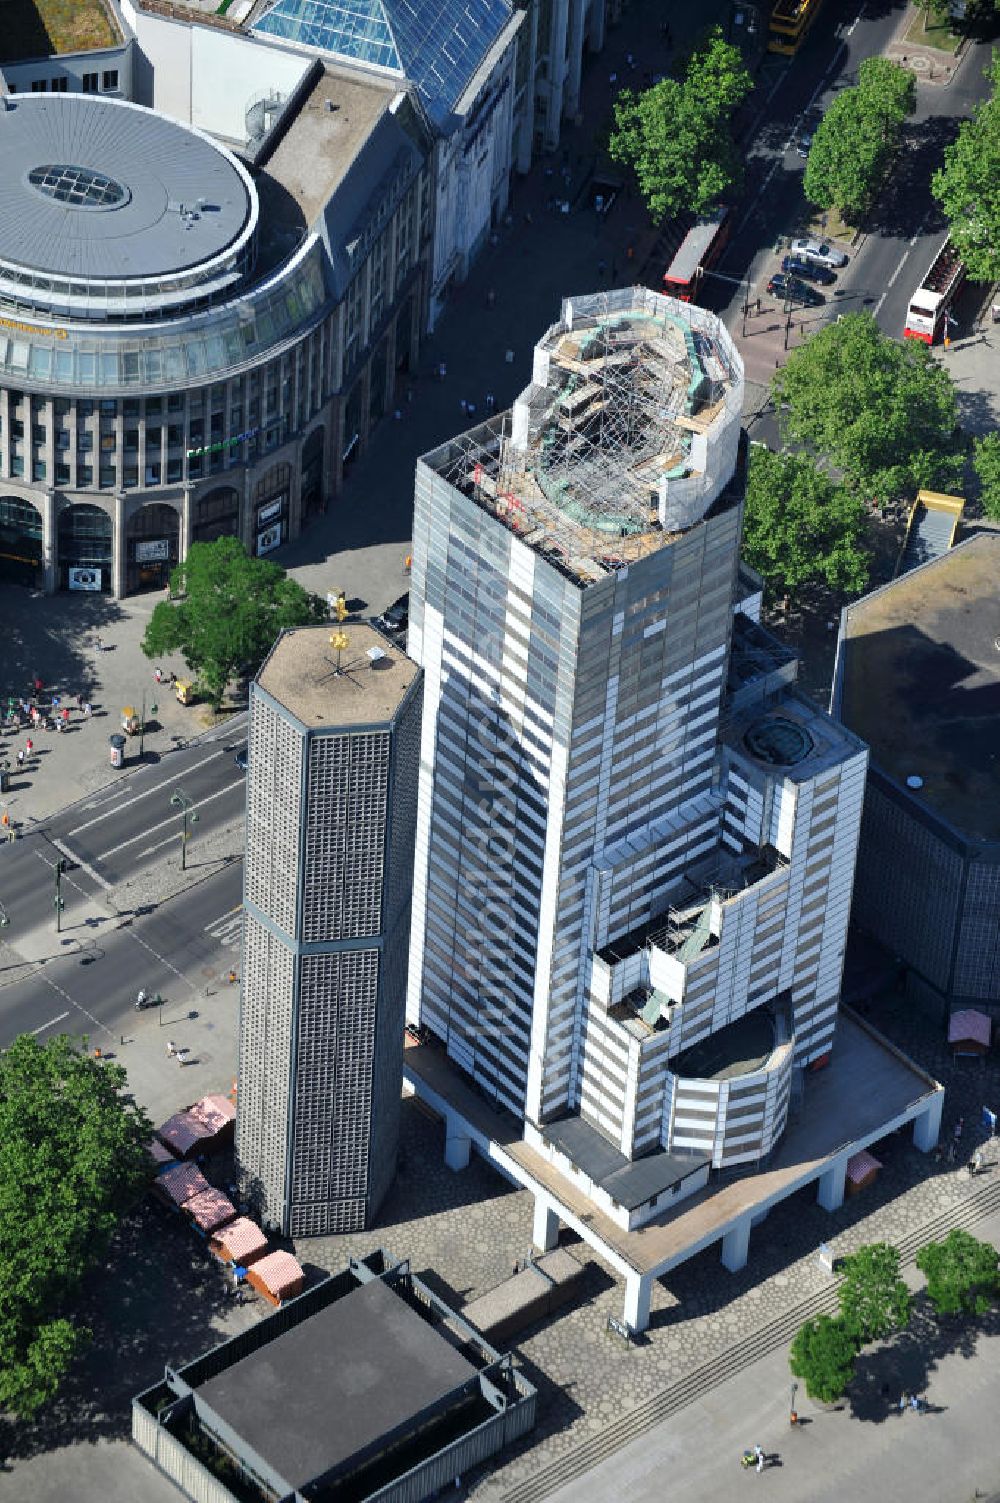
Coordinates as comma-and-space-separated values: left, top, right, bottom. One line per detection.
904, 237, 965, 345
662, 208, 731, 302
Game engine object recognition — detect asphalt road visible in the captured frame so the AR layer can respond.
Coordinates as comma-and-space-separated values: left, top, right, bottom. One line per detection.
34, 712, 248, 889
0, 717, 249, 1049
712, 9, 996, 349
0, 860, 244, 1050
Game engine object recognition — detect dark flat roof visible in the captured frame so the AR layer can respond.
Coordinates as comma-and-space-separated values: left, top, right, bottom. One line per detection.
839, 534, 1000, 841
0, 96, 251, 280
544, 1113, 708, 1210
196, 1276, 477, 1491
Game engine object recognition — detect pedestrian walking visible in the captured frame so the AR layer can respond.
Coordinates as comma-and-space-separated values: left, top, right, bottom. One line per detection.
166, 1041, 176, 1057
460, 398, 468, 415
438, 360, 447, 381
61, 708, 69, 725
947, 1140, 957, 1163
83, 702, 92, 719
154, 667, 162, 684
467, 401, 477, 418
485, 392, 495, 412
899, 1392, 908, 1413
909, 1394, 923, 1414
16, 749, 24, 768
953, 1117, 964, 1143
972, 1147, 984, 1175
754, 1444, 765, 1473
25, 737, 33, 757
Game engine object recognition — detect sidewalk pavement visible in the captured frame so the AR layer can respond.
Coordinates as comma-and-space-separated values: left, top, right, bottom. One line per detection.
547, 1207, 1000, 1503
0, 587, 208, 826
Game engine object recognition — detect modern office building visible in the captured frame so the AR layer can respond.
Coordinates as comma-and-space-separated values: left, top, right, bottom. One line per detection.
251, 0, 523, 330
405, 288, 875, 1293
133, 1249, 536, 1503
236, 623, 423, 1236
834, 533, 1000, 1009
0, 70, 431, 595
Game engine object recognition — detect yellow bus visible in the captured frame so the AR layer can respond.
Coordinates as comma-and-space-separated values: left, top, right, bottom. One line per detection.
768, 0, 825, 53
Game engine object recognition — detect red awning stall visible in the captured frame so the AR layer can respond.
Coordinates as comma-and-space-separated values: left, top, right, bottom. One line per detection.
247, 1249, 305, 1307
948, 1010, 992, 1057
845, 1150, 883, 1197
156, 1162, 211, 1209
184, 1188, 238, 1236
189, 1094, 237, 1151
156, 1111, 214, 1160
209, 1217, 269, 1267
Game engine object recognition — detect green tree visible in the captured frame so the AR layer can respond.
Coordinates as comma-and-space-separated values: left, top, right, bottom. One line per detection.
0, 1035, 152, 1417
771, 313, 961, 504
789, 1314, 858, 1403
609, 28, 753, 224
914, 0, 954, 31
803, 59, 914, 222
837, 1242, 911, 1343
743, 447, 870, 600
931, 55, 1000, 281
142, 536, 326, 709
916, 1228, 1000, 1316
973, 431, 1000, 521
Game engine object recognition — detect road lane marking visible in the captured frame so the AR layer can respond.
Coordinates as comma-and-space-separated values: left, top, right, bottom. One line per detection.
49, 837, 113, 892
67, 747, 240, 837
91, 781, 245, 862
31, 1010, 69, 1035
205, 908, 243, 949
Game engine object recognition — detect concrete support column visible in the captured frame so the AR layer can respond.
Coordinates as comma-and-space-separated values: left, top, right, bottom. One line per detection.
588, 0, 606, 54
41, 488, 58, 595
721, 1214, 752, 1272
444, 1116, 472, 1172
564, 0, 586, 118
817, 1154, 848, 1212
532, 1199, 560, 1252
913, 1092, 944, 1153
515, 2, 538, 174
544, 0, 569, 149
623, 1270, 651, 1332
112, 491, 127, 600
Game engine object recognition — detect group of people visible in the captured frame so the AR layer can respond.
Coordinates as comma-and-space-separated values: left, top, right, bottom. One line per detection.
5, 684, 93, 766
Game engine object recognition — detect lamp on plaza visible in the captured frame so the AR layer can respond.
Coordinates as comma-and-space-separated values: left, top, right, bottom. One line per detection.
170, 789, 199, 871
54, 857, 67, 934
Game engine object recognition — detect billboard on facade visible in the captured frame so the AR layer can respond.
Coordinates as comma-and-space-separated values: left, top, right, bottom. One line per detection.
135, 538, 170, 563
68, 567, 101, 591
257, 495, 285, 527
257, 523, 282, 556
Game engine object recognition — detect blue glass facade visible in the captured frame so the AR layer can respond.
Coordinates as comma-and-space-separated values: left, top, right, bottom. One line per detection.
254, 0, 512, 128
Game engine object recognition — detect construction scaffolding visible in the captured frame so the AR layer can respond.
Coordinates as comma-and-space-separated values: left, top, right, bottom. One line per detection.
424, 287, 744, 587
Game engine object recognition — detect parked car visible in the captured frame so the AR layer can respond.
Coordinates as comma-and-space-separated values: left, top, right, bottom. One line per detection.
781, 254, 836, 286
234, 746, 248, 771
767, 273, 825, 308
375, 594, 409, 636
795, 130, 813, 159
789, 236, 848, 269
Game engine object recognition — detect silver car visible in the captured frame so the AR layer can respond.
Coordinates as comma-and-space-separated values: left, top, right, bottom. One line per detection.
790, 236, 848, 269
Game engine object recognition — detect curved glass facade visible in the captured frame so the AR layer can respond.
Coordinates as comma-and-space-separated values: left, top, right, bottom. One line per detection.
0, 238, 328, 393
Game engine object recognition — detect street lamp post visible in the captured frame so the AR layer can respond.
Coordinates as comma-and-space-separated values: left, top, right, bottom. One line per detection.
54, 857, 66, 933
170, 790, 199, 871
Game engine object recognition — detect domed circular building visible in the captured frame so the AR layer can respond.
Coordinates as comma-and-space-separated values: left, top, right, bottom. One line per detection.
0, 77, 427, 596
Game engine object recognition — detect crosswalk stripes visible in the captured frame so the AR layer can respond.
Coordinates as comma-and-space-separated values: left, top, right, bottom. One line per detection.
204, 907, 243, 950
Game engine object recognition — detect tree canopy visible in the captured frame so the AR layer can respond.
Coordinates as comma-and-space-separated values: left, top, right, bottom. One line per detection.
932, 54, 1000, 281
771, 312, 961, 504
0, 1035, 152, 1417
803, 58, 915, 222
609, 28, 753, 224
789, 1314, 858, 1403
142, 537, 326, 708
916, 1228, 1000, 1316
743, 446, 871, 600
837, 1242, 911, 1343
973, 431, 1000, 521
